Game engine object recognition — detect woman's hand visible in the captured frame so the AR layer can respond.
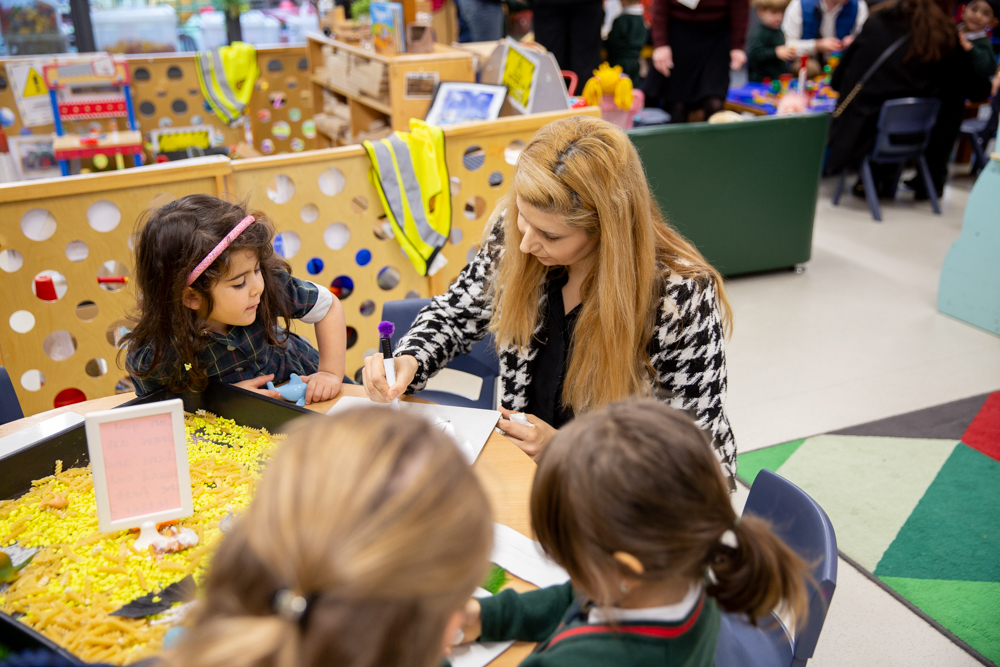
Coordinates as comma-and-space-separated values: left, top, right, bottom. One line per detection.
362, 353, 418, 403
457, 598, 482, 645
233, 374, 281, 399
652, 46, 673, 76
497, 407, 556, 460
730, 49, 747, 70
300, 371, 342, 404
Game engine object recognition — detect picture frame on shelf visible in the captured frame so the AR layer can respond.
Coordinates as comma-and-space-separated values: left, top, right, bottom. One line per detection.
424, 82, 508, 128
9, 135, 61, 180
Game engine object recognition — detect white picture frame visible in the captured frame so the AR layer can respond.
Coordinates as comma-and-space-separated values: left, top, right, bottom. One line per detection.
85, 399, 193, 534
8, 135, 61, 181
424, 82, 508, 128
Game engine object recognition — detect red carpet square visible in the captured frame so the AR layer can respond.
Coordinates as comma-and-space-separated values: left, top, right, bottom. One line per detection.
962, 392, 1000, 463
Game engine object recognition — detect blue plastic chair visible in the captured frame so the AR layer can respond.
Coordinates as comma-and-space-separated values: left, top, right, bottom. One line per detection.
381, 298, 500, 410
833, 97, 942, 221
0, 366, 24, 426
714, 469, 838, 667
959, 93, 1000, 178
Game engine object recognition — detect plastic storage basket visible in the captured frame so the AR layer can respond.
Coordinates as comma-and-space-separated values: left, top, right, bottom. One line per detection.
90, 5, 179, 53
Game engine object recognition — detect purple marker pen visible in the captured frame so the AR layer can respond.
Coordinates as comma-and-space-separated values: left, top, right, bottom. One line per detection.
378, 321, 400, 408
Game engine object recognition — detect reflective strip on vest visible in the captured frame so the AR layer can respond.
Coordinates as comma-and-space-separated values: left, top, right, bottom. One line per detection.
211, 47, 243, 118
196, 47, 251, 124
388, 134, 448, 249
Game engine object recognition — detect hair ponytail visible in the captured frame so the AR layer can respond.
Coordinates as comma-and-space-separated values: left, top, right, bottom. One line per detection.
705, 516, 811, 627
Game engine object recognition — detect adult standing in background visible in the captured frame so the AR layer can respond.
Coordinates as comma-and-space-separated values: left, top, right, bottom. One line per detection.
643, 0, 749, 123
533, 0, 605, 88
783, 0, 869, 71
455, 0, 505, 41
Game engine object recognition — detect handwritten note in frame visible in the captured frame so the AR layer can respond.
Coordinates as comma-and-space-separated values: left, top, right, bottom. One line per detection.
85, 399, 193, 533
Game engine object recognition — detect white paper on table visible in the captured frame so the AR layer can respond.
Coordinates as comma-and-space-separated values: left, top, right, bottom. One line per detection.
449, 588, 515, 667
326, 396, 500, 464
491, 523, 570, 589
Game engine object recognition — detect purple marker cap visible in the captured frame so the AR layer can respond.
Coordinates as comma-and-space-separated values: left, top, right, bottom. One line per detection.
378, 321, 395, 339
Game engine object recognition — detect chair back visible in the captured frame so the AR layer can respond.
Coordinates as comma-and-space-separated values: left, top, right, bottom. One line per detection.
0, 366, 24, 426
980, 92, 1000, 141
381, 299, 500, 409
744, 469, 838, 665
871, 97, 941, 161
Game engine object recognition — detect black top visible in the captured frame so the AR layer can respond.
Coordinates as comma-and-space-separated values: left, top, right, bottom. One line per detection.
525, 271, 580, 429
747, 24, 787, 83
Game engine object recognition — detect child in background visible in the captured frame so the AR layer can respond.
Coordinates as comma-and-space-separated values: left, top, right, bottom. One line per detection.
958, 0, 999, 81
604, 0, 650, 85
164, 408, 493, 667
747, 0, 796, 82
458, 399, 810, 666
122, 195, 346, 403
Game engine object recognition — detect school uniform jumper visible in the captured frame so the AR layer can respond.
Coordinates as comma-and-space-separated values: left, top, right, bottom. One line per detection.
605, 6, 650, 84
126, 271, 332, 396
746, 24, 788, 82
963, 29, 998, 81
393, 219, 737, 486
478, 582, 720, 667
642, 0, 748, 107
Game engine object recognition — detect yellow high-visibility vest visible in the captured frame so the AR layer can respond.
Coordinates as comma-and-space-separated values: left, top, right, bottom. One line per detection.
364, 119, 451, 277
196, 42, 259, 125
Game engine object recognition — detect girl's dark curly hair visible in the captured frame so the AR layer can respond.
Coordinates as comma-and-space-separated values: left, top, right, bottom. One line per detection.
119, 195, 294, 393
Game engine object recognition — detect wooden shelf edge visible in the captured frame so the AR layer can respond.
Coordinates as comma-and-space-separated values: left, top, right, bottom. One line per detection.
441, 106, 602, 139
231, 144, 367, 170
307, 32, 472, 64
311, 74, 393, 115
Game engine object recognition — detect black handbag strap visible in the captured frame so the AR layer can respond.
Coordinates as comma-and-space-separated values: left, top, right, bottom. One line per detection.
833, 34, 910, 118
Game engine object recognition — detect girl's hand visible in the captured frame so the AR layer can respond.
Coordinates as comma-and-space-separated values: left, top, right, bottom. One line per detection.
233, 374, 281, 399
652, 46, 673, 76
362, 353, 418, 403
299, 371, 342, 404
730, 49, 747, 70
497, 407, 556, 460
959, 32, 973, 52
457, 598, 482, 645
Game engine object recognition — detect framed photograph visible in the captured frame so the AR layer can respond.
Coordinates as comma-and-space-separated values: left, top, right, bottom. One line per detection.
425, 82, 508, 128
8, 135, 60, 180
84, 399, 193, 533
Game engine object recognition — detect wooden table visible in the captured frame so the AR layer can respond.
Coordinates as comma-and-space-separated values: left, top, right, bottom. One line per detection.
0, 385, 538, 665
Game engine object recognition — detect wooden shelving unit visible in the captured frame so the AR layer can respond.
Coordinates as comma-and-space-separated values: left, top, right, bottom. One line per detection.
307, 33, 475, 145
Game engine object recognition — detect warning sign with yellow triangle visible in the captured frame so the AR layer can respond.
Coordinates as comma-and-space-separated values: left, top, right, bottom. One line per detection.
23, 67, 47, 97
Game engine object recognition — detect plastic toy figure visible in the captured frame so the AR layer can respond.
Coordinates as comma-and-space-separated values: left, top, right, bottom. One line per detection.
267, 373, 308, 406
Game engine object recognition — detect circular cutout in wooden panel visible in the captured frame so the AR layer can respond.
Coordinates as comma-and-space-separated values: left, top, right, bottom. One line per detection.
318, 167, 346, 196
373, 217, 392, 241
171, 99, 188, 114
359, 300, 375, 317
21, 208, 57, 241
450, 228, 463, 245
106, 319, 130, 347
273, 231, 301, 259
139, 101, 156, 117
488, 171, 504, 188
300, 203, 319, 223
351, 196, 368, 215
65, 240, 89, 262
32, 270, 68, 301
43, 330, 78, 361
87, 200, 121, 232
54, 388, 87, 408
76, 300, 99, 322
97, 260, 130, 292
463, 146, 485, 171
405, 290, 421, 299
167, 66, 184, 79
505, 140, 525, 165
0, 249, 24, 272
134, 67, 151, 82
21, 370, 45, 392
450, 176, 461, 195
306, 257, 324, 275
9, 310, 35, 334
330, 275, 354, 299
266, 174, 295, 204
324, 222, 350, 250
346, 326, 358, 349
356, 249, 371, 266
85, 358, 109, 378
464, 196, 486, 221
377, 266, 401, 291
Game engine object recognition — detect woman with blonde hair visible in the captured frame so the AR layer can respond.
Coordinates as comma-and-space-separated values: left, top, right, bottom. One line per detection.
362, 115, 737, 485
164, 408, 493, 667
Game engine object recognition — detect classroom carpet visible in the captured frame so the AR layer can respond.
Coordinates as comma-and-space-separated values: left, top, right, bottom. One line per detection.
737, 391, 1000, 666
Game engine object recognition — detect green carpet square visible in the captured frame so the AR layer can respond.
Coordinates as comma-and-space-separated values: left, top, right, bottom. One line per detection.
736, 438, 806, 485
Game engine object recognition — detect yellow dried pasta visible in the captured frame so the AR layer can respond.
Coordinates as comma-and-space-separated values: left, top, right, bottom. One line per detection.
0, 413, 281, 664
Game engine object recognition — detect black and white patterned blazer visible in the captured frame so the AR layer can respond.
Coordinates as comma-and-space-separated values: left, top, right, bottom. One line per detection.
395, 220, 737, 483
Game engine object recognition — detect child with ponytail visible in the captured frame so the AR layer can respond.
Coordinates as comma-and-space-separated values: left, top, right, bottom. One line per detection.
122, 195, 346, 403
458, 399, 810, 666
165, 408, 493, 667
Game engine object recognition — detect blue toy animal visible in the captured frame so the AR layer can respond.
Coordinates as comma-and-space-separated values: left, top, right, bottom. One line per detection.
267, 373, 307, 406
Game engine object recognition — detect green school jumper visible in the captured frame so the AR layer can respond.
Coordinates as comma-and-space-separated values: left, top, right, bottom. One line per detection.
746, 24, 788, 83
478, 582, 720, 667
966, 33, 998, 81
605, 11, 649, 84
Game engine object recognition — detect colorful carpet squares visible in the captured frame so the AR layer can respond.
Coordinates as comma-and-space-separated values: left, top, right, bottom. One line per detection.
737, 391, 1000, 665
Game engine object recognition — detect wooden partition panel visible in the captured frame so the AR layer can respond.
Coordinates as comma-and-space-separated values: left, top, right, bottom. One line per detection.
250, 48, 317, 155
0, 157, 232, 416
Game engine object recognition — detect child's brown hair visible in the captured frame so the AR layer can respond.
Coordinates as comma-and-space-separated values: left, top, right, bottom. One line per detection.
121, 195, 294, 392
752, 0, 790, 10
165, 408, 493, 667
531, 399, 810, 626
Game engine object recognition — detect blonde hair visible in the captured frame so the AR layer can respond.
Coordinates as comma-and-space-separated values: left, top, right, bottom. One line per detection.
488, 115, 732, 416
165, 409, 492, 667
752, 0, 790, 11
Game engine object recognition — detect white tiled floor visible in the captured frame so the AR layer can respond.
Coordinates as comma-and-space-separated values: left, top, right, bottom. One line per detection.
725, 173, 999, 666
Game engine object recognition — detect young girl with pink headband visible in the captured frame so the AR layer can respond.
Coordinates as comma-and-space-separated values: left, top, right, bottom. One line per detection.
121, 195, 346, 403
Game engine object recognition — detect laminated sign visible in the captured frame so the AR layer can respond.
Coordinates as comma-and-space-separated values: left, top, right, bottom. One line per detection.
6, 62, 53, 127
503, 46, 536, 109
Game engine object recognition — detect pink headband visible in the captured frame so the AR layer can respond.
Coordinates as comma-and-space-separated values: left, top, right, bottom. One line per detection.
187, 215, 257, 286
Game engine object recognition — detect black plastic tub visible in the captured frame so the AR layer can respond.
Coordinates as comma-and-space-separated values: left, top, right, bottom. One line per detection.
0, 383, 314, 660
